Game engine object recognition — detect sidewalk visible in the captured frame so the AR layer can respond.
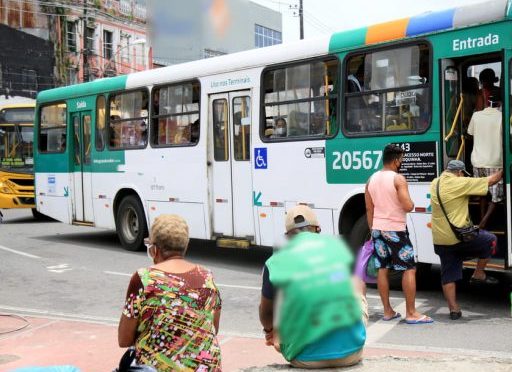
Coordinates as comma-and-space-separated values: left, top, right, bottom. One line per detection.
0, 315, 510, 372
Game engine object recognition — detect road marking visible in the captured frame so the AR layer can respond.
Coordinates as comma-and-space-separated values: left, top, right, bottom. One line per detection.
0, 244, 41, 259
104, 270, 131, 277
47, 263, 72, 273
103, 271, 260, 290
216, 283, 261, 290
366, 299, 428, 345
102, 271, 427, 301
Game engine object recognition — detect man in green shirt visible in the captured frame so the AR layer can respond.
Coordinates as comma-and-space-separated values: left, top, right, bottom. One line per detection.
259, 205, 367, 368
431, 160, 502, 320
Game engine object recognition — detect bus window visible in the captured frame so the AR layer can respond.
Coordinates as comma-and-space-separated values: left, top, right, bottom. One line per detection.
109, 89, 149, 149
73, 116, 80, 165
344, 43, 430, 135
213, 99, 228, 161
261, 57, 338, 141
96, 96, 106, 151
233, 96, 251, 161
83, 115, 91, 164
39, 103, 67, 153
151, 81, 200, 147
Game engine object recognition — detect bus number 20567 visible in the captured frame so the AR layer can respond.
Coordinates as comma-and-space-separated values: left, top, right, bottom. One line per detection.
332, 150, 383, 171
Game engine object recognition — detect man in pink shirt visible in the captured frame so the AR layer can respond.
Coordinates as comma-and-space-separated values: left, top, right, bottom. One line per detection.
365, 144, 433, 324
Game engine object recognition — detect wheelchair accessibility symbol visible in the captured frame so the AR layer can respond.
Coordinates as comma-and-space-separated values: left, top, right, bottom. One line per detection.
254, 147, 267, 169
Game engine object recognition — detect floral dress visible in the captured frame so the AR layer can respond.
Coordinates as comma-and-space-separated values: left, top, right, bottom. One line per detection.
123, 266, 222, 371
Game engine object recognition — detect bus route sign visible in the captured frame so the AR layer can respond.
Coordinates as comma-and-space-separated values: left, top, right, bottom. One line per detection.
327, 140, 438, 184
395, 141, 437, 183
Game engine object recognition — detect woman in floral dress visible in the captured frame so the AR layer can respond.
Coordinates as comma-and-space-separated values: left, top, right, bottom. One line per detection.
118, 214, 222, 371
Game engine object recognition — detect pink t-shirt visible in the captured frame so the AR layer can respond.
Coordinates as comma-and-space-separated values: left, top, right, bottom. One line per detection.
368, 170, 407, 231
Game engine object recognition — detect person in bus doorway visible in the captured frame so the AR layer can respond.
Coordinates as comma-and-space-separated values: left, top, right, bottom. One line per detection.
259, 205, 368, 368
467, 96, 503, 229
365, 144, 433, 324
118, 214, 222, 371
479, 68, 500, 108
430, 160, 502, 320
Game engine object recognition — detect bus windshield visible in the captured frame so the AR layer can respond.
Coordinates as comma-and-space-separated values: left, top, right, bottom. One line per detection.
0, 107, 35, 171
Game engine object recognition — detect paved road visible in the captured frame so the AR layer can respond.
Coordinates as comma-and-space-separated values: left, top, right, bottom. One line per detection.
1, 209, 512, 360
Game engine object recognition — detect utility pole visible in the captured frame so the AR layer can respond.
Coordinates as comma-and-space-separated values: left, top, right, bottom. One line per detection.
299, 0, 304, 40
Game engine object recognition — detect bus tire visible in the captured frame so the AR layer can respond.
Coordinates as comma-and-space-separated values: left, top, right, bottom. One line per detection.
115, 195, 147, 251
348, 215, 370, 252
349, 214, 402, 283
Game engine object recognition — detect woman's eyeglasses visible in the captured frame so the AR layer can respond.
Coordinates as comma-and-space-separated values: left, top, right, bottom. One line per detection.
144, 238, 154, 259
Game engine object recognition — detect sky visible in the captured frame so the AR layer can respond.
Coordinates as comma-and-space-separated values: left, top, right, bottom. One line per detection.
251, 0, 488, 42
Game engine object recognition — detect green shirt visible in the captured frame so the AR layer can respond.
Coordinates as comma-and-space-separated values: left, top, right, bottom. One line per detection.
265, 232, 361, 361
430, 172, 488, 245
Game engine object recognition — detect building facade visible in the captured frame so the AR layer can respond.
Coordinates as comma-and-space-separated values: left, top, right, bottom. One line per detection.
0, 23, 54, 99
0, 0, 149, 87
149, 0, 282, 65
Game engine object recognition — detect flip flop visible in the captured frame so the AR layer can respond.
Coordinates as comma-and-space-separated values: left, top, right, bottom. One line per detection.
382, 312, 401, 321
405, 315, 434, 325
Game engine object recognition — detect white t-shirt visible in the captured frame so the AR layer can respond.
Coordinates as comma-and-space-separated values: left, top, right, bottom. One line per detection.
467, 107, 502, 168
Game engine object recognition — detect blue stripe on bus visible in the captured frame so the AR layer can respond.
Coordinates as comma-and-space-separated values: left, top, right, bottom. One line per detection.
406, 8, 455, 37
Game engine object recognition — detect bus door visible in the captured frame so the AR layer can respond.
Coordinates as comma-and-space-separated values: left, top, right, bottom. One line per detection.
208, 91, 254, 239
442, 55, 509, 269
506, 52, 512, 268
71, 111, 94, 222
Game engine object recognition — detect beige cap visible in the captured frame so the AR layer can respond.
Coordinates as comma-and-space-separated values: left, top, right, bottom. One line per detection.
285, 205, 319, 233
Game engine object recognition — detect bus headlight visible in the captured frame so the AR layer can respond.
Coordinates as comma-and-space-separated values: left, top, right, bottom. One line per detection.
0, 182, 13, 194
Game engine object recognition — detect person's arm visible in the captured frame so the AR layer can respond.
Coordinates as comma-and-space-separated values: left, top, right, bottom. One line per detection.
488, 169, 503, 186
364, 182, 374, 229
394, 174, 414, 212
118, 315, 138, 347
259, 265, 275, 346
259, 296, 274, 346
118, 272, 143, 348
213, 309, 221, 335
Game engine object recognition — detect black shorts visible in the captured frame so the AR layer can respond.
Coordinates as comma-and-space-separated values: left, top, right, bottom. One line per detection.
434, 230, 496, 284
371, 229, 416, 271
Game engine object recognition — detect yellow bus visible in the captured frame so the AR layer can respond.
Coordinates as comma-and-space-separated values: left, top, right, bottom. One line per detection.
0, 101, 37, 217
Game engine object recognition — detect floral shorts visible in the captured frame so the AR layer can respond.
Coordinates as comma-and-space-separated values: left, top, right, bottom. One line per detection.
473, 167, 503, 203
371, 230, 416, 271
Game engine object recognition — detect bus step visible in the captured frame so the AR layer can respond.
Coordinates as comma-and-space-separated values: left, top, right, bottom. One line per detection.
488, 230, 506, 235
72, 220, 94, 227
216, 238, 251, 249
463, 259, 505, 271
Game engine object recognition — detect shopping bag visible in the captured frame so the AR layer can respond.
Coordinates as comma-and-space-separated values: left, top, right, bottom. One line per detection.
354, 239, 377, 284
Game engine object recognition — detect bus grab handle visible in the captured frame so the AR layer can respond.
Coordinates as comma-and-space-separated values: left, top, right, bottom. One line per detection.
456, 134, 465, 160
444, 94, 464, 142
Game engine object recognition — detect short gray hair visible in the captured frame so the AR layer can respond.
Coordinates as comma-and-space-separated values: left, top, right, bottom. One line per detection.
150, 214, 190, 255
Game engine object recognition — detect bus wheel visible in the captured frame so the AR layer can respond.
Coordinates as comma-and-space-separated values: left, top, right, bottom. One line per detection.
116, 195, 147, 251
348, 215, 370, 252
349, 214, 402, 284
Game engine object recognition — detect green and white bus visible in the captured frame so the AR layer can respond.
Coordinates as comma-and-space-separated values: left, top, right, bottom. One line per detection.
35, 0, 512, 271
